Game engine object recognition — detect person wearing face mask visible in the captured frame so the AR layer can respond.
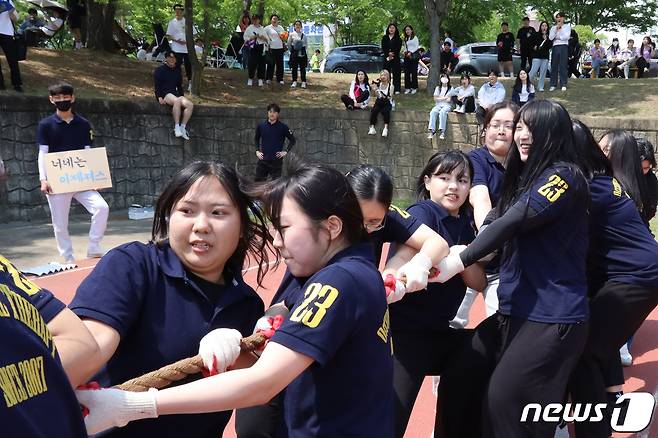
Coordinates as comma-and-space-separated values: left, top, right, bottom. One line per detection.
606, 38, 623, 78
37, 82, 109, 264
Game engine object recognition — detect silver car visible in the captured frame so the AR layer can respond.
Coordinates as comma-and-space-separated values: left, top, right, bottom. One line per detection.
454, 42, 522, 76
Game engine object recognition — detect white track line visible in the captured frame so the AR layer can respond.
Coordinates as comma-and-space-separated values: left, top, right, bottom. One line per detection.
638, 379, 658, 438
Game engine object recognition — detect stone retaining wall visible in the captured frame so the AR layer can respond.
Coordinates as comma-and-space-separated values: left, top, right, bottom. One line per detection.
1, 95, 658, 222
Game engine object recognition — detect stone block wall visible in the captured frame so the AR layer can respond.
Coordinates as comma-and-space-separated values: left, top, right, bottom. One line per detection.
2, 95, 658, 222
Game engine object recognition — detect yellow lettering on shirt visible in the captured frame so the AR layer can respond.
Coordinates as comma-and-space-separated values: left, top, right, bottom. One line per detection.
537, 174, 569, 202
0, 255, 42, 296
289, 283, 340, 328
0, 285, 55, 356
0, 363, 29, 408
0, 356, 49, 408
377, 308, 390, 343
612, 178, 623, 197
389, 204, 410, 219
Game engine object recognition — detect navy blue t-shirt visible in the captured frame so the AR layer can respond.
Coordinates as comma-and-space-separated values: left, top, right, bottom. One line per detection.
69, 241, 264, 438
272, 243, 394, 438
498, 165, 589, 323
469, 146, 505, 274
588, 176, 658, 290
370, 204, 422, 265
390, 200, 476, 332
153, 63, 183, 99
36, 113, 93, 153
255, 120, 296, 161
0, 255, 86, 438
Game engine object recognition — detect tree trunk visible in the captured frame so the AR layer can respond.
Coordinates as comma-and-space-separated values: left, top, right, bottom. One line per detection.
257, 0, 265, 19
184, 0, 203, 97
423, 0, 450, 93
86, 0, 116, 51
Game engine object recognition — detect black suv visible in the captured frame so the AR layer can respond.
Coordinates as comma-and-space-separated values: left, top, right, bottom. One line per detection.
322, 44, 384, 73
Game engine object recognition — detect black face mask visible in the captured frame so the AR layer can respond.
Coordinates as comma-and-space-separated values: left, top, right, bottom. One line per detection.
54, 100, 72, 111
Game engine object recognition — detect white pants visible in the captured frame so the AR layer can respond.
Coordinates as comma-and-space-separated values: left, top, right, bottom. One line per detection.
449, 274, 500, 329
428, 102, 453, 132
46, 190, 109, 258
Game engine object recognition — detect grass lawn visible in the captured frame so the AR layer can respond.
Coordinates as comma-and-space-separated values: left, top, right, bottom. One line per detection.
9, 48, 658, 118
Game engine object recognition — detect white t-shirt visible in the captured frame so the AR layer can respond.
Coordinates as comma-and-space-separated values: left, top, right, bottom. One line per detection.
167, 17, 187, 53
264, 24, 284, 50
244, 24, 267, 46
0, 0, 17, 36
41, 16, 63, 36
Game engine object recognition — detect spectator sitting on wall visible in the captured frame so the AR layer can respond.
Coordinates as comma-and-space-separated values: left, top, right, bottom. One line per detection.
475, 69, 506, 126
17, 8, 44, 35
154, 50, 194, 140
619, 39, 639, 79
606, 38, 623, 78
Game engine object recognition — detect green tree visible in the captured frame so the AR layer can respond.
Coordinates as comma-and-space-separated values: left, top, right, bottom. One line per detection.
527, 0, 658, 32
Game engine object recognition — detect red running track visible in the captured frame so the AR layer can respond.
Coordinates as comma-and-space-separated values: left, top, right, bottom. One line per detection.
34, 256, 658, 438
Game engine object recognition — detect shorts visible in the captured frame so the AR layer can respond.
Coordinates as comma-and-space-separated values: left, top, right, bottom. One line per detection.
497, 53, 512, 62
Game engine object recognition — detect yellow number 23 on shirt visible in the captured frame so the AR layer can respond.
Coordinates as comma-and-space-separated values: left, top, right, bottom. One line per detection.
289, 283, 339, 328
537, 174, 569, 203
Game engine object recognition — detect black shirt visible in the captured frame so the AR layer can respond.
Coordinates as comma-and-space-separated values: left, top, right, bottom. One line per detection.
255, 120, 296, 161
154, 64, 183, 99
531, 32, 552, 59
516, 26, 537, 53
440, 49, 456, 71
36, 113, 93, 153
496, 31, 515, 60
381, 34, 402, 59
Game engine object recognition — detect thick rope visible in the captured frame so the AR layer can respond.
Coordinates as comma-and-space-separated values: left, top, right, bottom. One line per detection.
115, 332, 267, 392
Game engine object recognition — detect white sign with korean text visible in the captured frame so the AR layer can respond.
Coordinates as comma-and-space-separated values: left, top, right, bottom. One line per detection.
45, 147, 112, 194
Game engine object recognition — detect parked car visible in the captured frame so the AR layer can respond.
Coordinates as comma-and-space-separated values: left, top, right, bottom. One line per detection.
320, 44, 384, 73
453, 42, 522, 76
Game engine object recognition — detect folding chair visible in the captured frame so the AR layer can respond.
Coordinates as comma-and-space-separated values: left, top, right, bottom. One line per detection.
207, 46, 226, 68
152, 23, 171, 58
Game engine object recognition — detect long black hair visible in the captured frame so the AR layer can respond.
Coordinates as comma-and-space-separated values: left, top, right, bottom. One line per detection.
353, 70, 370, 86
346, 164, 394, 208
416, 150, 473, 214
385, 23, 401, 40
571, 120, 612, 178
152, 161, 273, 286
512, 69, 533, 94
496, 99, 585, 216
636, 137, 657, 169
604, 130, 650, 218
258, 156, 365, 245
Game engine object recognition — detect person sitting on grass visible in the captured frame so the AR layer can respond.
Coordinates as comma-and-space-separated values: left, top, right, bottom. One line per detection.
451, 73, 476, 114
475, 70, 506, 125
427, 73, 454, 140
511, 69, 535, 106
17, 8, 44, 35
154, 50, 194, 140
368, 69, 394, 138
340, 70, 370, 110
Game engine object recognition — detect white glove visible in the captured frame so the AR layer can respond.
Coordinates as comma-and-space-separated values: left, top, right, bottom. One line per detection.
395, 252, 433, 293
198, 328, 242, 374
431, 245, 467, 283
75, 387, 158, 435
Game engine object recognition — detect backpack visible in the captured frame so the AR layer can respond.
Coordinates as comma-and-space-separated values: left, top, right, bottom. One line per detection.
292, 33, 306, 58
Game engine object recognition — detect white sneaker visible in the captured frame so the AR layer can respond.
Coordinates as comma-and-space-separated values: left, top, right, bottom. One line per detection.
181, 128, 190, 140
368, 126, 376, 135
620, 343, 633, 367
427, 130, 435, 139
404, 89, 411, 94
561, 86, 567, 91
439, 131, 445, 140
258, 79, 264, 87
279, 81, 284, 85
382, 127, 388, 137
301, 82, 306, 88
247, 79, 253, 86
174, 125, 183, 137
394, 91, 400, 95
87, 244, 107, 258
411, 89, 417, 94
291, 82, 297, 88
549, 86, 556, 91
